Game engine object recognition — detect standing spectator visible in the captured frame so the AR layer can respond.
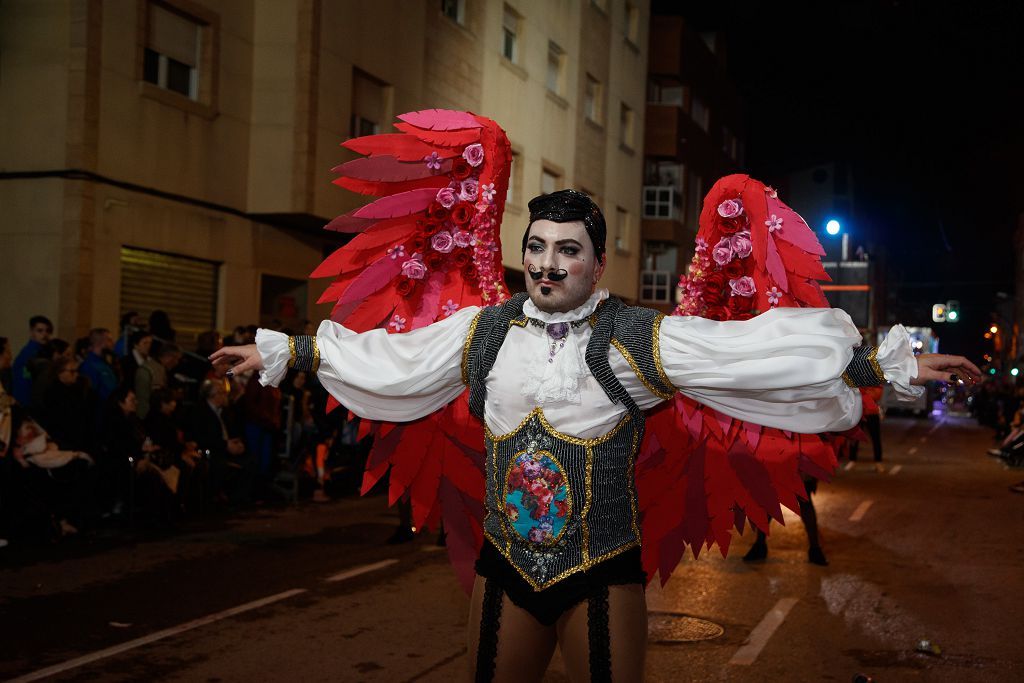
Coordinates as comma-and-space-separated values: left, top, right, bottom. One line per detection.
135, 344, 181, 420
177, 330, 222, 395
12, 316, 53, 405
121, 330, 153, 391
37, 357, 95, 454
148, 310, 176, 348
242, 372, 281, 490
113, 311, 144, 357
743, 475, 829, 566
225, 326, 251, 346
79, 328, 118, 403
849, 386, 885, 472
29, 339, 71, 413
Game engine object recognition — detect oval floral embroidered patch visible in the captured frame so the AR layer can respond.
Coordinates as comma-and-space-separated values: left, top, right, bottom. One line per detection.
504, 451, 571, 545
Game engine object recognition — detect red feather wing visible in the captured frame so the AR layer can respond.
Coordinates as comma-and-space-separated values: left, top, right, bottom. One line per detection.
637, 175, 842, 586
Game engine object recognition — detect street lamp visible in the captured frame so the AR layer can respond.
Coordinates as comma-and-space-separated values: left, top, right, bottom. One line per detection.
825, 219, 841, 236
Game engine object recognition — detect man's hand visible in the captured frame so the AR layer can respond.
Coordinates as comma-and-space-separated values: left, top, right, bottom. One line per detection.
913, 354, 983, 385
209, 344, 264, 375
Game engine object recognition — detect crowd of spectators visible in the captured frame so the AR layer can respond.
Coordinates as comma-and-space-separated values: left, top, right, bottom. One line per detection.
0, 312, 362, 548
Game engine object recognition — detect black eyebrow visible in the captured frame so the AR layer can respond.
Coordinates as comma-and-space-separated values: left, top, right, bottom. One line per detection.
527, 236, 583, 248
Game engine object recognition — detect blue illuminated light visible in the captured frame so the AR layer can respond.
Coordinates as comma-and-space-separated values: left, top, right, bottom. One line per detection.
825, 219, 841, 235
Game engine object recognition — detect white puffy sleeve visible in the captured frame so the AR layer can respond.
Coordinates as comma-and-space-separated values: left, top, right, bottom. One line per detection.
657, 307, 881, 433
255, 306, 480, 422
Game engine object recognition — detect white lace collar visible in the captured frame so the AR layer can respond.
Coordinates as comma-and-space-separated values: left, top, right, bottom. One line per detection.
522, 289, 609, 324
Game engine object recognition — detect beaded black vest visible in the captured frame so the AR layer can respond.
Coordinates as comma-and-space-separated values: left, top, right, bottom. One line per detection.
463, 293, 674, 589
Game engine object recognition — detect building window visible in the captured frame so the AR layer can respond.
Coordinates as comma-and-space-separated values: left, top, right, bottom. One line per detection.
144, 2, 202, 100
351, 68, 388, 138
615, 207, 632, 252
691, 94, 710, 131
502, 6, 519, 64
647, 80, 685, 107
441, 0, 465, 25
643, 186, 678, 220
508, 149, 521, 205
619, 102, 634, 149
584, 74, 603, 124
546, 41, 565, 95
624, 2, 639, 44
640, 270, 672, 303
541, 167, 561, 195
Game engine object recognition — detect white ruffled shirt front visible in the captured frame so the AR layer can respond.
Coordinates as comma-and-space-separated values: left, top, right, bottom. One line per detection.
256, 301, 922, 440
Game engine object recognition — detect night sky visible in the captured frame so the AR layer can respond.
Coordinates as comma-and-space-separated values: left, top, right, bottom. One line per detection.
661, 0, 1024, 358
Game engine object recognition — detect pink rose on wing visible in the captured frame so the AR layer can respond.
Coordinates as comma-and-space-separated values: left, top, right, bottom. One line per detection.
712, 237, 733, 266
435, 187, 457, 209
729, 275, 756, 297
401, 255, 427, 280
462, 143, 485, 167
453, 230, 472, 248
717, 198, 744, 219
431, 230, 455, 254
459, 178, 479, 202
730, 231, 753, 258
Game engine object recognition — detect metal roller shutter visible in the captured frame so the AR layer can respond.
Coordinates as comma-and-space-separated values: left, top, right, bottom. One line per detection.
120, 246, 219, 347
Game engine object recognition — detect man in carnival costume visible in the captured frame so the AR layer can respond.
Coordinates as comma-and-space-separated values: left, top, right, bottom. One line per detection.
212, 111, 979, 682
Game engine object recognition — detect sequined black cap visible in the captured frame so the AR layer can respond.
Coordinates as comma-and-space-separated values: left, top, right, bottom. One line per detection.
522, 189, 607, 261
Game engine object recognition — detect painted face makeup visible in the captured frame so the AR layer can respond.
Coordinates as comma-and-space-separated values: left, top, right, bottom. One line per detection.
522, 219, 605, 313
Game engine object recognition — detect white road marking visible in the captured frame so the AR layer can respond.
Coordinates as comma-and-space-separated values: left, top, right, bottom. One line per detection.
889, 464, 903, 476
325, 558, 398, 582
7, 589, 308, 683
729, 597, 799, 665
919, 436, 928, 443
843, 460, 856, 471
907, 447, 918, 455
849, 500, 874, 522
928, 421, 943, 435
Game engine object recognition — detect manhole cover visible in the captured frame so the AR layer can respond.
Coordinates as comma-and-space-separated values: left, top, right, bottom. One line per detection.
647, 611, 724, 643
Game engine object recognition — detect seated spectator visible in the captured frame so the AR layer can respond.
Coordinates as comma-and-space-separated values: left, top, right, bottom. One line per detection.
146, 389, 205, 513
186, 380, 248, 504
136, 343, 181, 420
11, 415, 96, 538
37, 357, 96, 455
79, 328, 118, 404
12, 315, 53, 406
103, 387, 176, 521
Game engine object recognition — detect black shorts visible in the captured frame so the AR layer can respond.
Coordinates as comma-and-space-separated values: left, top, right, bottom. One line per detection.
474, 539, 646, 626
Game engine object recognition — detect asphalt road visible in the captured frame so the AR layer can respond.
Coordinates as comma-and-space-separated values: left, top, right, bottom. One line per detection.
2, 413, 1022, 682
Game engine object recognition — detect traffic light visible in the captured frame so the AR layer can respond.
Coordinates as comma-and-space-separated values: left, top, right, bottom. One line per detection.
932, 303, 946, 323
946, 300, 960, 322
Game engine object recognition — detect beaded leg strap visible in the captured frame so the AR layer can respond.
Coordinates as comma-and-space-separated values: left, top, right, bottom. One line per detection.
842, 345, 885, 388
588, 585, 612, 683
474, 578, 503, 683
287, 335, 320, 373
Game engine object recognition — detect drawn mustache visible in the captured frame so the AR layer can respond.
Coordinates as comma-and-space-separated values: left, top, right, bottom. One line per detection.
528, 265, 568, 282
